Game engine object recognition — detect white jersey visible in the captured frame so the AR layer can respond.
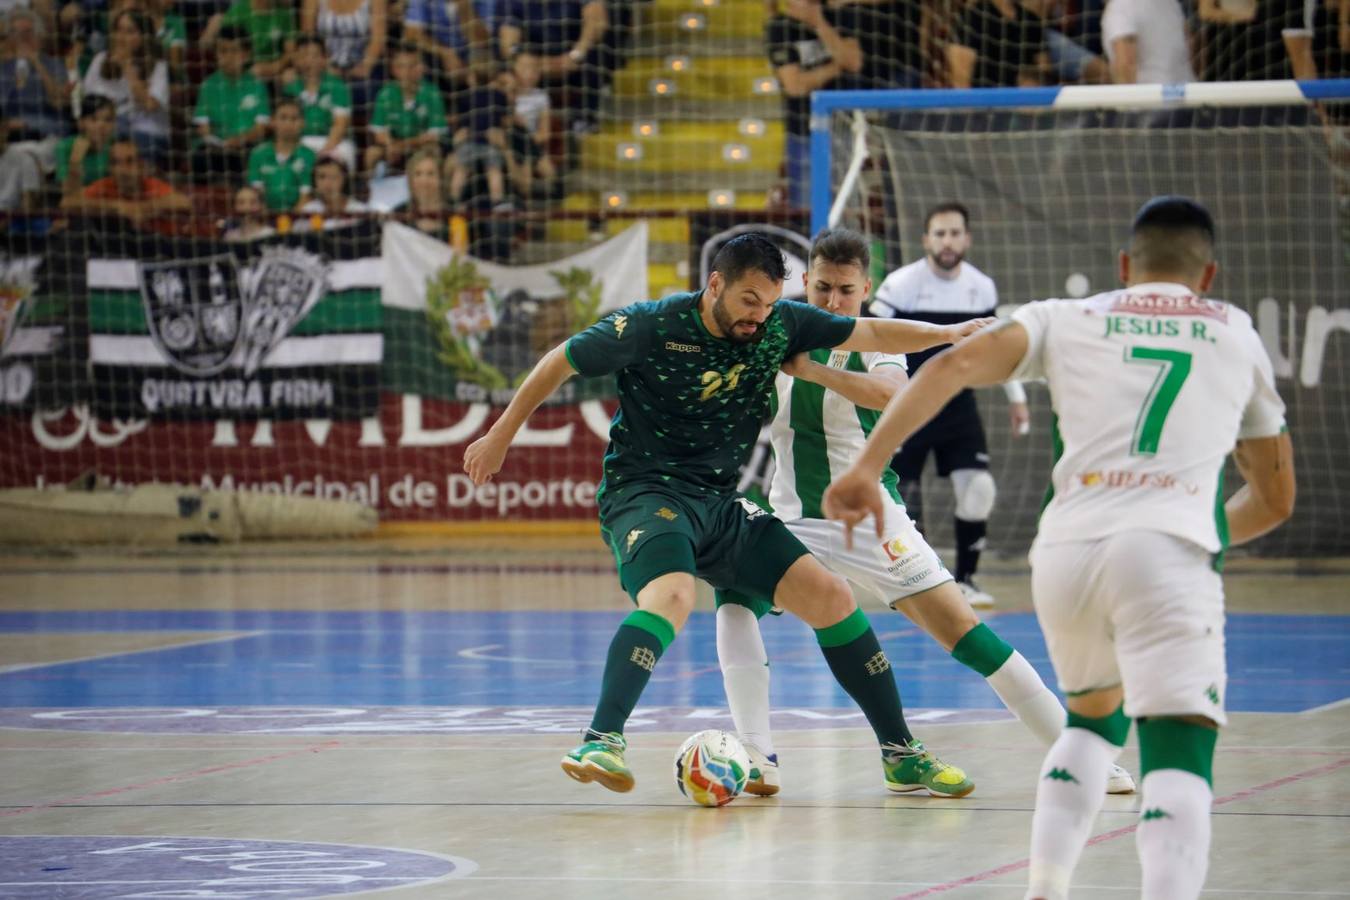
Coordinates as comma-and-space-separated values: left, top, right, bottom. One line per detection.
871, 258, 998, 318
1011, 282, 1286, 553
767, 348, 907, 521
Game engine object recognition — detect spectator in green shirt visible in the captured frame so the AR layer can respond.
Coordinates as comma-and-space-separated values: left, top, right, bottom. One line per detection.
283, 33, 355, 171
190, 26, 271, 183
247, 98, 317, 211
55, 96, 117, 203
365, 41, 446, 181
202, 0, 297, 82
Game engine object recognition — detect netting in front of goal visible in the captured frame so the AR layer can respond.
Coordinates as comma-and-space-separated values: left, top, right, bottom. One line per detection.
821, 84, 1350, 557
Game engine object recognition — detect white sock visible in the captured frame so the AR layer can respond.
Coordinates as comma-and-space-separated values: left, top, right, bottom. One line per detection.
987, 650, 1066, 747
1024, 727, 1120, 900
1136, 769, 1213, 900
714, 603, 774, 757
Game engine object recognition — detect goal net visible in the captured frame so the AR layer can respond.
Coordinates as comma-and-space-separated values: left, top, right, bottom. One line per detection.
815, 81, 1350, 558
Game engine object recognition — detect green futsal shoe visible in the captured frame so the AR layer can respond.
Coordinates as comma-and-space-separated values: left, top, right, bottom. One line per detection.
882, 740, 975, 798
561, 730, 634, 793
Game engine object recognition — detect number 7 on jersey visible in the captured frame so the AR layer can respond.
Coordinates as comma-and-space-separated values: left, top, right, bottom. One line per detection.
1125, 346, 1192, 456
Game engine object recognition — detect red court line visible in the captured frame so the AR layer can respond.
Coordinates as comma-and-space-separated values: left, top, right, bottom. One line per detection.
892, 755, 1350, 899
0, 740, 342, 818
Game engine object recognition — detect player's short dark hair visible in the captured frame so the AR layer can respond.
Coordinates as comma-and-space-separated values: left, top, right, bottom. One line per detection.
293, 32, 325, 52
924, 201, 970, 232
710, 233, 788, 287
79, 94, 115, 120
809, 227, 870, 271
1129, 195, 1215, 276
216, 25, 249, 50
273, 96, 302, 116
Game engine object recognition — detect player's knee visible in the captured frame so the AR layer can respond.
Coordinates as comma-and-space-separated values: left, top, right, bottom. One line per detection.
952, 468, 996, 520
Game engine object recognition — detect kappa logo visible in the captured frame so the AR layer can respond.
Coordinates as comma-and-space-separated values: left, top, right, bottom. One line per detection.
655, 507, 678, 521
864, 651, 890, 676
1044, 767, 1079, 784
1141, 807, 1173, 821
630, 646, 657, 672
664, 341, 701, 353
736, 497, 767, 520
612, 314, 628, 338
0, 255, 40, 358
139, 247, 328, 377
625, 528, 644, 551
1204, 683, 1221, 705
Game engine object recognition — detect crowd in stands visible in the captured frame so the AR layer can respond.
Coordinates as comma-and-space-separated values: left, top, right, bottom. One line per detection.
0, 0, 1347, 242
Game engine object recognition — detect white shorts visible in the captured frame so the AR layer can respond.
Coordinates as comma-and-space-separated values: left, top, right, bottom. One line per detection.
1029, 530, 1227, 725
786, 496, 952, 608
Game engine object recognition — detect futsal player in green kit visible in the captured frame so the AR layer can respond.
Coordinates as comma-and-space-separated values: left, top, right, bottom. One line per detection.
463, 234, 991, 795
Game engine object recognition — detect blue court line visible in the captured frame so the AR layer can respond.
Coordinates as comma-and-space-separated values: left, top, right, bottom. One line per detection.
0, 611, 1343, 714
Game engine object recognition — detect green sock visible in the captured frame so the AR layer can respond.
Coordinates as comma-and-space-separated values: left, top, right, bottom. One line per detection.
950, 622, 1015, 677
588, 610, 676, 736
815, 607, 913, 746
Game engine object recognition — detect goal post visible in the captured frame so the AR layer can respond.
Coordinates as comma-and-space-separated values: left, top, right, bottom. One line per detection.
810, 80, 1350, 558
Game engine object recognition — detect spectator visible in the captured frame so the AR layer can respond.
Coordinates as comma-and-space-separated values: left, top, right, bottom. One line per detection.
1042, 0, 1110, 83
0, 126, 43, 215
366, 40, 445, 180
223, 183, 277, 240
301, 0, 388, 113
55, 94, 115, 200
393, 146, 449, 238
404, 0, 490, 89
1197, 0, 1302, 82
946, 0, 1053, 88
296, 156, 370, 229
507, 51, 556, 201
765, 0, 862, 208
1101, 0, 1194, 84
497, 0, 608, 133
1, 8, 70, 144
829, 0, 924, 90
201, 0, 296, 81
191, 25, 270, 184
1284, 1, 1348, 82
62, 137, 189, 234
282, 33, 355, 170
104, 0, 187, 72
448, 55, 511, 210
247, 98, 317, 211
81, 8, 169, 164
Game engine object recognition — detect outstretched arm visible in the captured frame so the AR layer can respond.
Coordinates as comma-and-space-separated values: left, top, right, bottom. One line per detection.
823, 321, 1027, 541
781, 355, 906, 410
834, 315, 993, 355
463, 343, 577, 484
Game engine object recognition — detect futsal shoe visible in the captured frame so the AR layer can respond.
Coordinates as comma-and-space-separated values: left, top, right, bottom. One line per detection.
742, 743, 781, 797
561, 730, 634, 792
1107, 763, 1137, 794
957, 580, 995, 609
882, 740, 976, 798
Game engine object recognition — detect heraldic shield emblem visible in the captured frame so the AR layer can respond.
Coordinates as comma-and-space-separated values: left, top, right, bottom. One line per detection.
139, 247, 328, 377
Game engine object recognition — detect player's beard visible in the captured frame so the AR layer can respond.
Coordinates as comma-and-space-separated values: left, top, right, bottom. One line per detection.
712, 294, 766, 343
929, 248, 964, 271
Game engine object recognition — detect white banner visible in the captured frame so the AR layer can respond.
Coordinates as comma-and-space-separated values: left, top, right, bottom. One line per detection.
380, 220, 649, 314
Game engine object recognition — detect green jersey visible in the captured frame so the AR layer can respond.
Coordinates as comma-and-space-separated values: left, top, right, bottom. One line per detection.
370, 80, 446, 140
247, 141, 317, 210
54, 136, 109, 186
220, 0, 296, 63
283, 73, 352, 138
566, 291, 856, 496
194, 70, 270, 140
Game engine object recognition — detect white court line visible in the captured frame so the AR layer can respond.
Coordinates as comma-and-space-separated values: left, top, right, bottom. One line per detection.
0, 632, 263, 674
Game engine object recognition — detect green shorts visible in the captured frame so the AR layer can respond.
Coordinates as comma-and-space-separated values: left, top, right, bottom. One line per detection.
598, 485, 809, 603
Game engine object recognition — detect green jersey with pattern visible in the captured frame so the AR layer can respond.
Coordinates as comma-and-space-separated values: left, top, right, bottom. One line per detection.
370, 80, 446, 140
565, 291, 856, 496
247, 141, 317, 210
283, 73, 352, 138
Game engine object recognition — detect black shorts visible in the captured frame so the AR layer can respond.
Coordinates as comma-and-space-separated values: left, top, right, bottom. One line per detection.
598, 484, 810, 603
891, 390, 989, 480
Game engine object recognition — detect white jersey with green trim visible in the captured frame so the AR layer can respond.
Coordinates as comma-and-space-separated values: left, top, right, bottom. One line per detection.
767, 348, 908, 522
1010, 282, 1286, 553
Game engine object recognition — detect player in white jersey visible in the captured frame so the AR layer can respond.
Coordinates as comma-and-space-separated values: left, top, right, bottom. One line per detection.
870, 202, 1029, 608
716, 227, 1135, 799
823, 197, 1295, 900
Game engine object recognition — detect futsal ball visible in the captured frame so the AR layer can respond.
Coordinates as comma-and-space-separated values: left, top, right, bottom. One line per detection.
673, 729, 752, 807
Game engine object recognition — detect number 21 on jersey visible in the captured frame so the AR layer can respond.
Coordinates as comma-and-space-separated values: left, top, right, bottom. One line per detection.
701, 364, 746, 401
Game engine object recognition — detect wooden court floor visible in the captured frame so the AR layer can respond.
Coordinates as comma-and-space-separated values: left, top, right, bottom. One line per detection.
0, 537, 1346, 899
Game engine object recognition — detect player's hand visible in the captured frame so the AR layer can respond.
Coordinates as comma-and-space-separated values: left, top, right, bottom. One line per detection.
779, 352, 811, 379
943, 316, 996, 343
1009, 401, 1030, 438
463, 430, 510, 485
822, 468, 884, 549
